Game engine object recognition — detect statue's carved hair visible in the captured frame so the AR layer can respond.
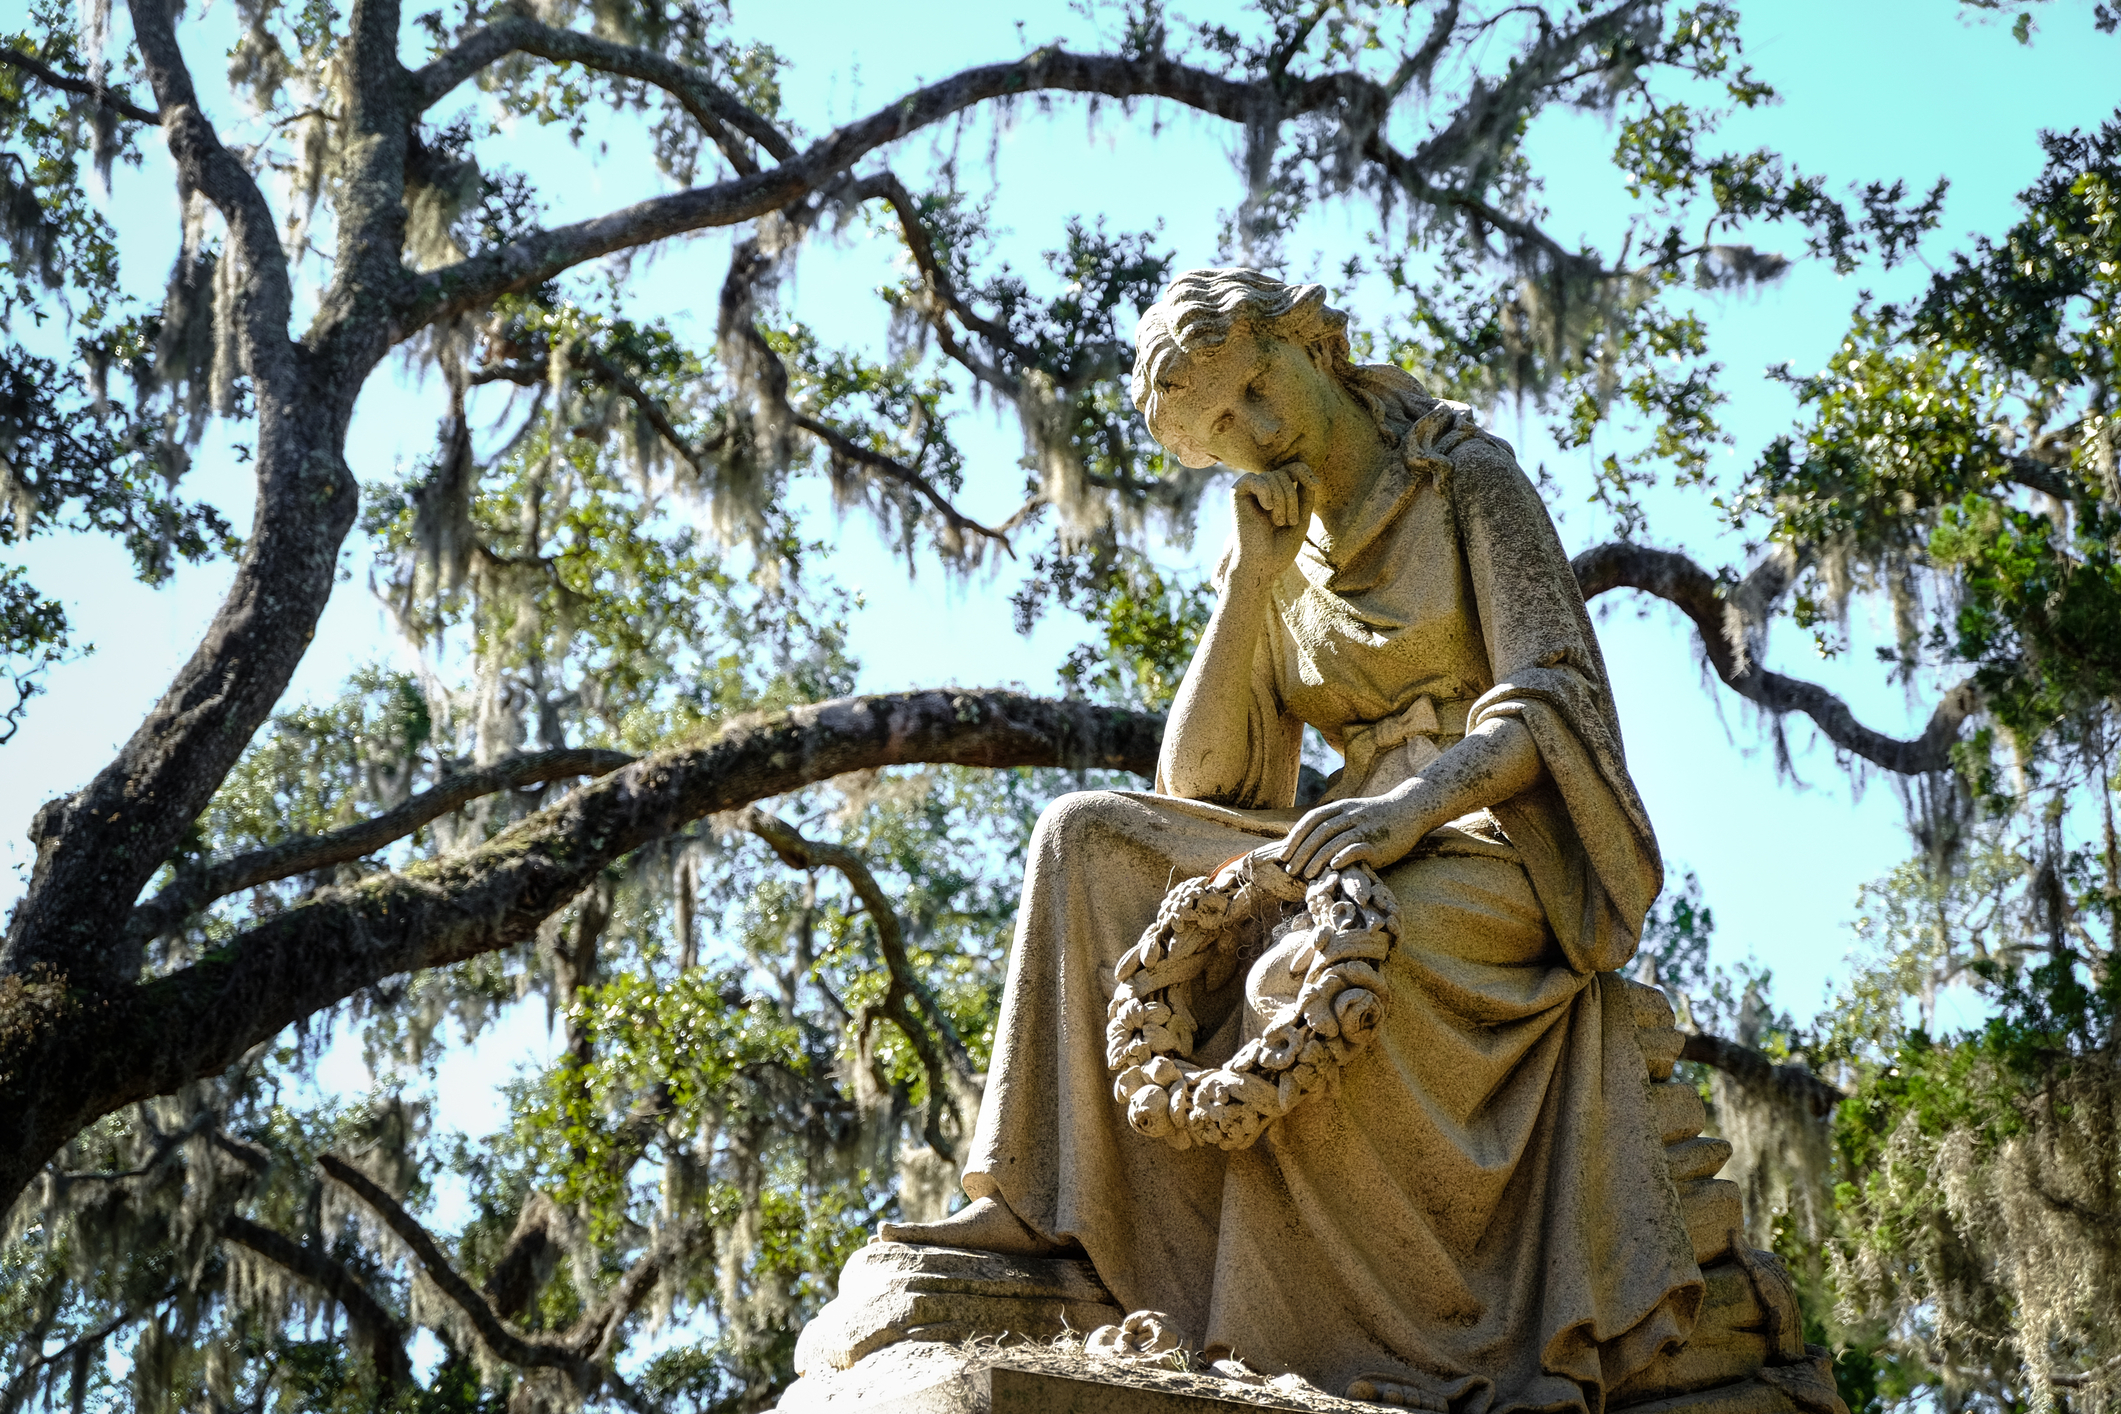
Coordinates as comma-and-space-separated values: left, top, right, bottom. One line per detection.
1132, 267, 1437, 469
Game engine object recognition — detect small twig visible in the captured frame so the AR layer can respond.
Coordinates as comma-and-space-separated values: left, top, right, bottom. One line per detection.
575, 347, 734, 478
55, 1108, 214, 1185
2050, 1350, 2121, 1390
740, 808, 978, 1155
1264, 1, 1334, 80
0, 1287, 178, 1413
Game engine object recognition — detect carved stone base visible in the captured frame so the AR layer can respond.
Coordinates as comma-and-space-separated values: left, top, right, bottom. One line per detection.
781, 1341, 1377, 1414
777, 1341, 1845, 1414
1616, 1355, 1847, 1414
787, 981, 1851, 1414
793, 1244, 1124, 1377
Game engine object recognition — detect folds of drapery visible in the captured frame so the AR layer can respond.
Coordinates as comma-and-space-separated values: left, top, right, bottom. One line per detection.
963, 394, 1691, 1412
1446, 430, 1663, 975
1197, 415, 1664, 977
960, 789, 1702, 1413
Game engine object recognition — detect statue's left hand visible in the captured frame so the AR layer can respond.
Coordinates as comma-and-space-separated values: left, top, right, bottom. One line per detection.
1405, 402, 1482, 475
1276, 789, 1435, 879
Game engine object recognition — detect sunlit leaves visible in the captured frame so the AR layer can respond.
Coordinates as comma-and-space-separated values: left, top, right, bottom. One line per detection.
0, 561, 72, 744
1011, 540, 1210, 711
1933, 494, 2121, 739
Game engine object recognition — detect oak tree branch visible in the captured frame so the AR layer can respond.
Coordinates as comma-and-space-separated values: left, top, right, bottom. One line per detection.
0, 46, 159, 122
1573, 541, 1979, 775
0, 690, 1161, 1210
1681, 1031, 1846, 1118
130, 747, 635, 943
740, 808, 978, 1155
222, 1214, 416, 1390
318, 1153, 588, 1372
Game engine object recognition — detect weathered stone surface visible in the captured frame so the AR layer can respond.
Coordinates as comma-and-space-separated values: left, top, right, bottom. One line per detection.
1613, 1262, 1773, 1403
1679, 1179, 1745, 1264
1639, 1026, 1688, 1081
795, 1245, 1123, 1378
1653, 1081, 1710, 1145
1613, 1346, 1846, 1414
779, 1343, 1380, 1414
1666, 1136, 1736, 1183
1613, 1370, 1831, 1414
1755, 1349, 1852, 1414
782, 1343, 1844, 1414
1619, 977, 1678, 1031
1614, 1330, 1773, 1405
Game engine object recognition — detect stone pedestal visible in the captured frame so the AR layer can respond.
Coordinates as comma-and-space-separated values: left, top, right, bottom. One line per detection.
780, 1341, 1382, 1414
777, 1341, 1846, 1414
788, 980, 1849, 1414
794, 1244, 1123, 1377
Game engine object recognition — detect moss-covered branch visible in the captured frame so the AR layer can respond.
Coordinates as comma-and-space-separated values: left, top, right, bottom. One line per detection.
0, 689, 1160, 1212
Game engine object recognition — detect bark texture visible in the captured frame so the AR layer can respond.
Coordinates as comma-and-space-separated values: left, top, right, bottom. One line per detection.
0, 690, 1159, 1212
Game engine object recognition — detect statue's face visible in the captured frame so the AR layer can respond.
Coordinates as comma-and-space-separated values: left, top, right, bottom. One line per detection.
1154, 330, 1343, 476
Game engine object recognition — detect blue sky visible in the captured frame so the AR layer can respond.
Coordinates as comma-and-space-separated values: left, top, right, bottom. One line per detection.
2, 0, 2115, 1054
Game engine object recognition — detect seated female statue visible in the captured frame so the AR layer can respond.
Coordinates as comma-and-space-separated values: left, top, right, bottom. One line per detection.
881, 268, 1703, 1414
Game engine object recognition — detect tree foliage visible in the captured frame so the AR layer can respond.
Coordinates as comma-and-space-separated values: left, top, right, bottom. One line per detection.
1695, 111, 2121, 1414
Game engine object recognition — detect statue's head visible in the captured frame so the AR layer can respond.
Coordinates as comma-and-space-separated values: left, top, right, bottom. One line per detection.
1131, 268, 1433, 475
1130, 269, 1358, 470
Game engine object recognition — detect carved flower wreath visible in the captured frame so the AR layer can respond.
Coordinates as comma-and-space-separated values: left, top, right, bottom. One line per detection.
1106, 850, 1401, 1151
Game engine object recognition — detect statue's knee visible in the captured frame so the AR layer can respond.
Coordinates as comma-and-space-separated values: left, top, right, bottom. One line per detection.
1030, 789, 1129, 857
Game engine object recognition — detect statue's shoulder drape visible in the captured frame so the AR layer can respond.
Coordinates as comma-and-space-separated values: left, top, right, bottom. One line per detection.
1448, 429, 1664, 972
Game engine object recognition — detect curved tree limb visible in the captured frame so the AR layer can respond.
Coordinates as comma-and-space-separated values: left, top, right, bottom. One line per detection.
468, 345, 737, 478
0, 689, 1161, 1211
1573, 541, 1980, 775
851, 172, 1034, 394
740, 808, 979, 1158
222, 1214, 415, 1391
717, 234, 1020, 557
788, 404, 1019, 556
2049, 1350, 2121, 1391
1681, 1031, 1845, 1119
0, 45, 160, 122
130, 747, 635, 944
318, 1154, 588, 1372
2003, 449, 2084, 506
411, 17, 795, 165
482, 1190, 566, 1320
415, 18, 761, 176
317, 1152, 679, 1402
577, 348, 734, 474
400, 17, 1659, 337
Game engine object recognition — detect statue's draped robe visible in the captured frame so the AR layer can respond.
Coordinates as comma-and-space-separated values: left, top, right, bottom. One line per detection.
961, 425, 1703, 1414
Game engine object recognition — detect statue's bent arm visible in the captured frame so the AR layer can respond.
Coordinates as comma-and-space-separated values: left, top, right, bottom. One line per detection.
1157, 557, 1291, 806
1277, 715, 1543, 876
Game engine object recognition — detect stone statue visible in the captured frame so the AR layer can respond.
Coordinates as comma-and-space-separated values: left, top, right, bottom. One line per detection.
786, 270, 1847, 1414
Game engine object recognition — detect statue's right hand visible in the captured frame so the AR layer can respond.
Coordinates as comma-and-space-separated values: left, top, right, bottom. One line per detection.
1228, 461, 1314, 590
